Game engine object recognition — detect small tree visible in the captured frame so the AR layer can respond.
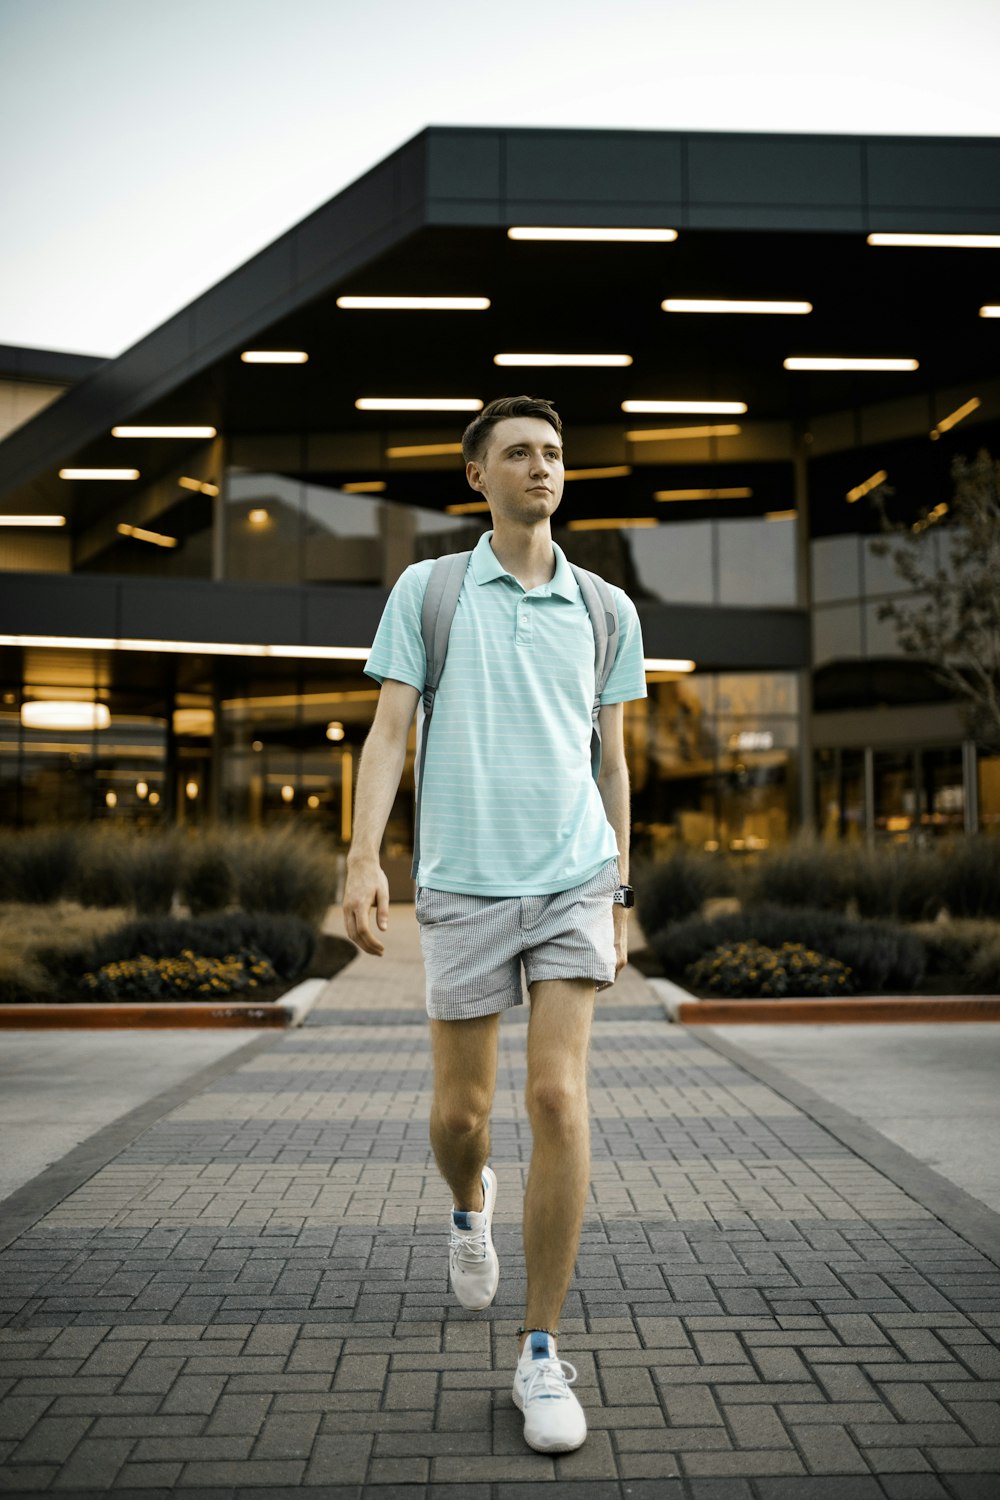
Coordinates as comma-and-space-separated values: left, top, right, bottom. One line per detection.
869, 449, 1000, 751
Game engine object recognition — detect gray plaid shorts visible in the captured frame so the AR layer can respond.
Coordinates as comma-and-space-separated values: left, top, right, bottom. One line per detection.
414, 858, 620, 1021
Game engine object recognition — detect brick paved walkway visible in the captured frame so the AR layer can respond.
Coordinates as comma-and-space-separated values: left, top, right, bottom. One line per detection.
1, 910, 999, 1498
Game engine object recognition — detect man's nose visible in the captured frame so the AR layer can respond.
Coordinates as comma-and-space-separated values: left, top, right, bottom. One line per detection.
529, 452, 550, 475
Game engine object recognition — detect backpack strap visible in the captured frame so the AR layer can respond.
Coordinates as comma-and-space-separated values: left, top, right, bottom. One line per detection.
569, 564, 619, 778
411, 551, 473, 878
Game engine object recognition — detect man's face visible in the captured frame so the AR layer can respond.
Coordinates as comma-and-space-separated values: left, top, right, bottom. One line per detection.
466, 416, 564, 524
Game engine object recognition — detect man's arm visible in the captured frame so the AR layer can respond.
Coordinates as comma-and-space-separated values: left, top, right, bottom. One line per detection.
342, 679, 420, 955
596, 700, 631, 977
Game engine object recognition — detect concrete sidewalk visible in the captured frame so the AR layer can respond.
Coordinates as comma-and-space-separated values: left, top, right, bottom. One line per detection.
1, 907, 999, 1497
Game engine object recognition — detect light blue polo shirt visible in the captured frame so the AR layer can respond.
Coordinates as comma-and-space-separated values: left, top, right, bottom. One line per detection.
364, 532, 647, 896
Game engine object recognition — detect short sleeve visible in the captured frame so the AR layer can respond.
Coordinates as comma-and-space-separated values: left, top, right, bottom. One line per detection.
364, 561, 434, 691
599, 589, 647, 704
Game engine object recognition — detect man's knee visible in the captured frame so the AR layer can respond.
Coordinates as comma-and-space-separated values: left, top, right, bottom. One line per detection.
432, 1086, 492, 1140
525, 1074, 585, 1131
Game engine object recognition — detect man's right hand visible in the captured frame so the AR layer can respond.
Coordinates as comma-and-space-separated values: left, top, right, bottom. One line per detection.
343, 859, 391, 956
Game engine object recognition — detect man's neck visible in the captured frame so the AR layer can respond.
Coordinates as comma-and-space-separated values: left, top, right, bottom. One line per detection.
488, 520, 556, 592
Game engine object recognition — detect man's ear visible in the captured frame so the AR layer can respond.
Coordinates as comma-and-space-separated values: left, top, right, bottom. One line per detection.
466, 459, 486, 494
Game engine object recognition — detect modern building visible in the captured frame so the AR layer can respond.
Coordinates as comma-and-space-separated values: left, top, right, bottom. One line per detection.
1, 125, 998, 866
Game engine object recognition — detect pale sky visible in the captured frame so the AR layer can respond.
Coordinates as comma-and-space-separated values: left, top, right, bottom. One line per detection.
1, 0, 998, 359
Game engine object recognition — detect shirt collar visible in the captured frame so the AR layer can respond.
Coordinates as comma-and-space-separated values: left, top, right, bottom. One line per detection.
470, 531, 579, 602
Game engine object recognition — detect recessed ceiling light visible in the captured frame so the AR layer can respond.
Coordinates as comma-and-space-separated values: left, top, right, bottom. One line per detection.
241, 351, 308, 363
248, 508, 270, 526
336, 296, 490, 310
386, 442, 465, 458
341, 481, 387, 493
0, 514, 66, 526
622, 400, 747, 415
868, 233, 1000, 249
784, 357, 918, 372
655, 487, 753, 501
846, 470, 889, 503
567, 518, 657, 530
625, 424, 742, 442
930, 397, 981, 440
508, 226, 677, 242
117, 523, 178, 548
662, 299, 812, 314
494, 353, 632, 367
112, 426, 216, 438
356, 398, 482, 412
564, 466, 632, 481
59, 468, 139, 480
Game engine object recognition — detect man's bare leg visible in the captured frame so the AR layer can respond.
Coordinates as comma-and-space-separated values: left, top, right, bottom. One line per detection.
429, 1013, 500, 1210
520, 978, 596, 1352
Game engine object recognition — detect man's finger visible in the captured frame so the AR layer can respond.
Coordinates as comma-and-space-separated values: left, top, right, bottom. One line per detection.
344, 899, 384, 956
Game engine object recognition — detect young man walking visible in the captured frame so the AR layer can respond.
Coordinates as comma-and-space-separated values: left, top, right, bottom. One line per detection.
343, 395, 646, 1454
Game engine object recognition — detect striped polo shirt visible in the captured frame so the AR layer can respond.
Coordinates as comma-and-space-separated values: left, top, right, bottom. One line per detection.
364, 532, 647, 896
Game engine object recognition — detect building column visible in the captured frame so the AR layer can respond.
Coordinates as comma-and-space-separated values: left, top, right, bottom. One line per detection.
794, 435, 815, 836
963, 740, 980, 834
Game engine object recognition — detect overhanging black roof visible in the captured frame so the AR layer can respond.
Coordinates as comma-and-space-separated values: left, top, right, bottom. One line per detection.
2, 125, 999, 531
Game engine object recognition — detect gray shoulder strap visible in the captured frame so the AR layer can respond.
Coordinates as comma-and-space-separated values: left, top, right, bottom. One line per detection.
411, 550, 473, 879
569, 564, 619, 778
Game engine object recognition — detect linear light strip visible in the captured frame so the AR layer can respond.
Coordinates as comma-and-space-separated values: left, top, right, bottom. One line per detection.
336, 296, 490, 310
868, 233, 1000, 249
59, 468, 139, 480
386, 443, 464, 458
112, 426, 217, 438
981, 306, 1000, 318
564, 466, 632, 481
622, 400, 747, 415
0, 515, 66, 526
567, 518, 656, 530
357, 398, 482, 412
508, 226, 677, 242
241, 351, 308, 363
445, 500, 491, 514
494, 353, 632, 367
625, 424, 742, 442
931, 397, 981, 439
662, 299, 812, 314
341, 481, 387, 493
645, 658, 696, 672
846, 469, 888, 503
0, 634, 371, 661
784, 357, 918, 372
117, 524, 178, 548
655, 487, 753, 501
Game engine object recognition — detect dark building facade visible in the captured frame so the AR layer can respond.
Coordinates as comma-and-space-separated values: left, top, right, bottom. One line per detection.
1, 126, 998, 863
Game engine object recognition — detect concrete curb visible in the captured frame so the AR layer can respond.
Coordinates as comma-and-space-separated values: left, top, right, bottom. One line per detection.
648, 977, 1000, 1023
0, 976, 331, 1029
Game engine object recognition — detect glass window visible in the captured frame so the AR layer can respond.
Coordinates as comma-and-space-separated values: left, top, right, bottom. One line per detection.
979, 753, 1000, 836
812, 535, 860, 604
717, 517, 797, 607
862, 534, 930, 599
627, 521, 713, 605
813, 603, 863, 666
815, 747, 866, 844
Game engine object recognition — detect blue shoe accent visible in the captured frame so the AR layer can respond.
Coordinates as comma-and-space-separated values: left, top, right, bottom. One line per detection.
530, 1331, 556, 1361
452, 1210, 473, 1230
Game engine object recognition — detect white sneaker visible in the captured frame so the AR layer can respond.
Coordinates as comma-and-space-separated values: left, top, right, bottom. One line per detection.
448, 1165, 499, 1310
512, 1331, 587, 1453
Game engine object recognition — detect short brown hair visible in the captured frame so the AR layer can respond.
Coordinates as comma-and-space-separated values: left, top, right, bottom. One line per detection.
461, 395, 563, 465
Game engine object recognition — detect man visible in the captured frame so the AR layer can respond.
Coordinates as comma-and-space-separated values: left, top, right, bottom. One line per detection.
343, 395, 646, 1454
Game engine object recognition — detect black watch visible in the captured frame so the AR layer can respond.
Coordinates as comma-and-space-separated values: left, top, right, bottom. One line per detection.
612, 885, 635, 909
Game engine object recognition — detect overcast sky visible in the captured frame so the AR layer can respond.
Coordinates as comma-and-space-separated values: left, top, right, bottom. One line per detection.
2, 0, 998, 359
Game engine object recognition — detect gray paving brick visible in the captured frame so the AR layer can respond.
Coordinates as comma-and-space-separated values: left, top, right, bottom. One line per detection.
11, 1416, 92, 1464
0, 1462, 58, 1490
682, 1449, 806, 1476
794, 1424, 870, 1474
179, 1458, 306, 1485
115, 1459, 186, 1487
50, 1436, 133, 1489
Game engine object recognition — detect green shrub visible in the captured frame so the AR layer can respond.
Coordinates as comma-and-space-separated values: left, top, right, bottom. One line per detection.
742, 836, 852, 913
686, 940, 855, 998
636, 848, 733, 935
653, 903, 926, 993
75, 911, 316, 980
81, 947, 277, 1001
180, 833, 235, 914
937, 837, 1000, 919
912, 919, 995, 980
0, 827, 80, 904
229, 823, 341, 926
